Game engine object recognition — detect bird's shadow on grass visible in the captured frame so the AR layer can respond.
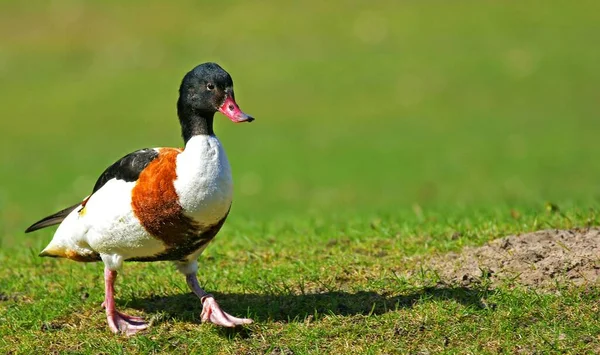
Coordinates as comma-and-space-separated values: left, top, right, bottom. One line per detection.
127, 285, 494, 335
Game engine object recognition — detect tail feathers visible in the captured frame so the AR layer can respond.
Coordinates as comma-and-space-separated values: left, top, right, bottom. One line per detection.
39, 248, 62, 258
25, 203, 81, 233
39, 242, 67, 258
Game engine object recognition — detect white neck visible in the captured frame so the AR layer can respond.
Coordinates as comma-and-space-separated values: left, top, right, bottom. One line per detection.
173, 135, 233, 226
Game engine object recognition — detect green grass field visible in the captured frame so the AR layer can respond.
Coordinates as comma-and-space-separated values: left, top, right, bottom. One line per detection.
1, 0, 600, 353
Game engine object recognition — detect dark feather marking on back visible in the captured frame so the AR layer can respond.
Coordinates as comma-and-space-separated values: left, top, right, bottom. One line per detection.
92, 148, 159, 192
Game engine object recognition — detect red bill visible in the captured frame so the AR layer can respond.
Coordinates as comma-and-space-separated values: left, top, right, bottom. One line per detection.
219, 96, 254, 123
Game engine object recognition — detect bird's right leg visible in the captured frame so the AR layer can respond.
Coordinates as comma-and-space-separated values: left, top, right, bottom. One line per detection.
178, 260, 253, 327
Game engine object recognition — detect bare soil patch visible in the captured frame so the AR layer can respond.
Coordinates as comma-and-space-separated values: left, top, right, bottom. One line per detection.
426, 228, 600, 290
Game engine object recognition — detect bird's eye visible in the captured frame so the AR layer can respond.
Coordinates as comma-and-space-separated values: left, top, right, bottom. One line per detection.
206, 83, 215, 91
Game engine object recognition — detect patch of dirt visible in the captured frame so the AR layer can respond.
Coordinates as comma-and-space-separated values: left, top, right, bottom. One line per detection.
427, 228, 600, 290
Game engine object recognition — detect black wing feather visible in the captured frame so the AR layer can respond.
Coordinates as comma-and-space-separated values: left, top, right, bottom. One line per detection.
25, 203, 81, 233
25, 148, 160, 233
91, 148, 159, 192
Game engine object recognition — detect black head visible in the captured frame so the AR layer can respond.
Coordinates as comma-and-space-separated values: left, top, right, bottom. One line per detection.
178, 62, 254, 124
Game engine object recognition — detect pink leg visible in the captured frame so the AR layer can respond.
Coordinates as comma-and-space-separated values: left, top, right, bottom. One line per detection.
185, 273, 253, 327
104, 267, 148, 336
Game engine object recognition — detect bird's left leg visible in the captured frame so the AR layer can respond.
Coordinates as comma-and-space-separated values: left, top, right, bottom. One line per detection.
103, 265, 149, 335
177, 261, 253, 327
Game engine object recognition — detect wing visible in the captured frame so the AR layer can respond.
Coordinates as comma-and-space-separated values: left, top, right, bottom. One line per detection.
91, 148, 159, 193
25, 148, 160, 233
24, 203, 81, 233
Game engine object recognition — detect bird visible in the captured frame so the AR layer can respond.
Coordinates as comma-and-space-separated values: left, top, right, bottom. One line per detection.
25, 62, 255, 335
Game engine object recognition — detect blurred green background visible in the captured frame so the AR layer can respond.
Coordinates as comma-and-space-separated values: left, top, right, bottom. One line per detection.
1, 0, 599, 247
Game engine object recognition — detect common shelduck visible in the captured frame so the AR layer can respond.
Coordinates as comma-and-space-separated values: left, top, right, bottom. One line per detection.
26, 62, 254, 335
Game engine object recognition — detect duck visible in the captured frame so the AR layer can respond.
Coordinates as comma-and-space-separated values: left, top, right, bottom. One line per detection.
25, 62, 255, 335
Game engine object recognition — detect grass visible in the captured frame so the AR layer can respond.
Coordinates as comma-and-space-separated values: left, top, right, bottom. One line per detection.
1, 0, 600, 353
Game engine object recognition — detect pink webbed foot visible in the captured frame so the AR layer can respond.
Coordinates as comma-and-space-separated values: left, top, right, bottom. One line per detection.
184, 271, 253, 327
106, 310, 149, 336
201, 296, 253, 327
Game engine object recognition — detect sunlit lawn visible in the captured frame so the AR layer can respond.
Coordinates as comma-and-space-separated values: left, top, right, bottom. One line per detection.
1, 0, 599, 353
